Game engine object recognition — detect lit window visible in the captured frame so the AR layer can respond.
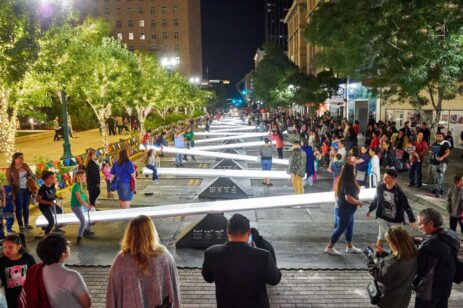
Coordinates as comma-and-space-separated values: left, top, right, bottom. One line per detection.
117, 33, 123, 40
162, 19, 167, 27
174, 32, 179, 39
129, 33, 134, 40
139, 20, 144, 27
162, 32, 167, 39
140, 33, 145, 40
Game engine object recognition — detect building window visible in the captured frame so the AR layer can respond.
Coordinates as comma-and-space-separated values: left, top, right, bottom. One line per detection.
173, 6, 178, 14
104, 8, 110, 16
128, 20, 133, 28
129, 33, 134, 40
150, 7, 155, 14
127, 8, 132, 15
163, 45, 168, 52
116, 20, 122, 28
151, 20, 155, 27
138, 7, 144, 14
174, 32, 179, 39
117, 33, 123, 41
140, 33, 145, 40
162, 32, 167, 39
174, 44, 180, 52
162, 19, 167, 27
116, 8, 121, 15
139, 20, 144, 27
151, 33, 156, 39
173, 19, 179, 26
161, 6, 167, 14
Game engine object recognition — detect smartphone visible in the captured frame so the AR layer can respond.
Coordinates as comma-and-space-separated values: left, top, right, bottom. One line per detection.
248, 234, 253, 247
362, 246, 374, 258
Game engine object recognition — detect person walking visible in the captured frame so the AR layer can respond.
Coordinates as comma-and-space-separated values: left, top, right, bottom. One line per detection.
414, 208, 460, 308
259, 137, 274, 186
408, 132, 428, 188
144, 149, 159, 185
301, 140, 315, 187
83, 149, 100, 209
287, 140, 306, 194
430, 132, 451, 198
111, 149, 136, 208
106, 215, 181, 307
53, 117, 61, 141
6, 152, 35, 231
446, 175, 463, 235
271, 129, 285, 159
101, 161, 113, 198
202, 214, 281, 308
367, 227, 418, 308
354, 145, 370, 186
368, 147, 381, 187
70, 170, 95, 246
325, 164, 364, 256
28, 234, 92, 308
106, 115, 116, 136
174, 127, 185, 167
184, 126, 196, 161
115, 115, 123, 135
36, 171, 64, 238
367, 169, 416, 252
0, 234, 35, 308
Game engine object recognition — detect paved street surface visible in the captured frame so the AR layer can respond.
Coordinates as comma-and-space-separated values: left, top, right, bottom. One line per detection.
9, 129, 463, 306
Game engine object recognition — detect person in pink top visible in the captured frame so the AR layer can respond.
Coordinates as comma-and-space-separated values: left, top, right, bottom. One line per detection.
271, 130, 285, 159
101, 161, 113, 198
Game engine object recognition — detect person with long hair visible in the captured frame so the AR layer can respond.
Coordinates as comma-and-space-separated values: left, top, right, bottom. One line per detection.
83, 148, 101, 209
70, 170, 95, 246
111, 149, 137, 208
106, 215, 180, 307
367, 227, 417, 308
0, 234, 35, 308
325, 164, 365, 256
6, 152, 35, 231
145, 149, 159, 184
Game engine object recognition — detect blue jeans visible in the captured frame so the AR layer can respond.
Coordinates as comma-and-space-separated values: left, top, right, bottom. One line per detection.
15, 188, 31, 227
145, 164, 158, 181
176, 153, 183, 166
330, 207, 355, 244
409, 161, 422, 187
72, 206, 90, 237
261, 159, 272, 171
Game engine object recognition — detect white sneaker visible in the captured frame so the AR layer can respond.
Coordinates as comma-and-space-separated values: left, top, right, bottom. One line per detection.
346, 246, 362, 254
324, 247, 342, 256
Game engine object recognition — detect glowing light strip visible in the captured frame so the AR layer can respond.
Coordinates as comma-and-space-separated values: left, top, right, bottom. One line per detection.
195, 132, 267, 136
142, 167, 291, 179
139, 145, 289, 165
211, 127, 256, 132
195, 141, 274, 151
195, 133, 270, 144
35, 189, 377, 226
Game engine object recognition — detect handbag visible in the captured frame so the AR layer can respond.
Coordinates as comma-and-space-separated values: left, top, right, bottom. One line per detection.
26, 177, 37, 193
367, 279, 384, 305
110, 177, 119, 192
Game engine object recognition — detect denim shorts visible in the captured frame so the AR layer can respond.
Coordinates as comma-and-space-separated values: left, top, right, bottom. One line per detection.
117, 182, 133, 201
261, 159, 272, 171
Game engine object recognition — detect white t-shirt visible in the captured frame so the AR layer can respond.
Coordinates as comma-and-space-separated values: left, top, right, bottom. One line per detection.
18, 171, 27, 189
42, 263, 88, 308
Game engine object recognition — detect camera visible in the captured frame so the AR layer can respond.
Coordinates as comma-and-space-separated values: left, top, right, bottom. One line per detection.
362, 246, 375, 258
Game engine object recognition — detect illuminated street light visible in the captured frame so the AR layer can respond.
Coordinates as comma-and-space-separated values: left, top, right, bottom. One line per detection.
161, 57, 180, 76
189, 77, 201, 84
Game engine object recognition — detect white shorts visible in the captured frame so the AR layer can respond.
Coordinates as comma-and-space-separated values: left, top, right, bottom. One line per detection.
377, 219, 403, 240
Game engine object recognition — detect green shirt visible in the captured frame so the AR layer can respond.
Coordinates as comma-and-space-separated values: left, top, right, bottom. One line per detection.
70, 183, 87, 207
185, 131, 194, 141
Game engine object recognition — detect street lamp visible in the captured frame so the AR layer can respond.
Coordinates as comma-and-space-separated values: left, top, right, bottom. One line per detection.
161, 57, 179, 76
189, 77, 200, 84
29, 118, 34, 130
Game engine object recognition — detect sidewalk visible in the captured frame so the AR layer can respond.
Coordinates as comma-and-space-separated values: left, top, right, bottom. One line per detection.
75, 267, 463, 308
0, 129, 136, 167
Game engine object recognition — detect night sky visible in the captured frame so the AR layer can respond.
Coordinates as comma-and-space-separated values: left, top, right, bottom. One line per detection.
201, 0, 265, 95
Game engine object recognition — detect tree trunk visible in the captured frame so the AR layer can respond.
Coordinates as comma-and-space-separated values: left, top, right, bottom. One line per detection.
98, 114, 109, 155
0, 89, 18, 158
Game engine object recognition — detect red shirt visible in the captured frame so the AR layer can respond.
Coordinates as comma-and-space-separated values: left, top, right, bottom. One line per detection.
353, 124, 360, 135
370, 137, 380, 150
271, 132, 284, 149
412, 140, 428, 162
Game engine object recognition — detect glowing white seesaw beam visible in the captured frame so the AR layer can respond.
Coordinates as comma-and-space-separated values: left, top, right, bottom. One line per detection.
195, 132, 267, 136
211, 126, 256, 133
140, 145, 289, 166
35, 189, 377, 227
199, 125, 244, 129
195, 133, 270, 144
142, 167, 291, 179
195, 140, 274, 151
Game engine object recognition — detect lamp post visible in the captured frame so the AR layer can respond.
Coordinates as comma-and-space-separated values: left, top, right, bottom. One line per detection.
60, 90, 73, 161
161, 57, 179, 76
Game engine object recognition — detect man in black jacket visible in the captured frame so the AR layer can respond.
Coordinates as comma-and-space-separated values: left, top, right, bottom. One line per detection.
414, 208, 460, 308
202, 214, 281, 308
367, 169, 416, 252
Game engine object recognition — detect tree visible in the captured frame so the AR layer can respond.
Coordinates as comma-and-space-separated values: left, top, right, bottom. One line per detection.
305, 0, 463, 131
0, 0, 40, 156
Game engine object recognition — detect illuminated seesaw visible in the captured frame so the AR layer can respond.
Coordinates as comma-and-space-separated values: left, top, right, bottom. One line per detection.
195, 140, 273, 151
195, 133, 270, 144
140, 145, 289, 165
195, 132, 268, 137
142, 167, 291, 179
211, 126, 256, 133
35, 189, 376, 227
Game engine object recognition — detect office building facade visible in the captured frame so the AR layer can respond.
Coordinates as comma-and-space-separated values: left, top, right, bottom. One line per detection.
265, 0, 292, 51
74, 0, 202, 78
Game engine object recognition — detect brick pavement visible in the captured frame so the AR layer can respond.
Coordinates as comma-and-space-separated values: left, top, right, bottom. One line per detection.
74, 267, 463, 308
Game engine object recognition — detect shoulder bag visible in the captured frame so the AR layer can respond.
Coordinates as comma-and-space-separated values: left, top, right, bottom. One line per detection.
367, 279, 384, 305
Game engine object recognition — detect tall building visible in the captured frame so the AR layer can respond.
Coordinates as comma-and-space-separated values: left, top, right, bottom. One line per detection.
306, 0, 321, 75
284, 0, 307, 72
74, 0, 202, 78
265, 0, 292, 51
